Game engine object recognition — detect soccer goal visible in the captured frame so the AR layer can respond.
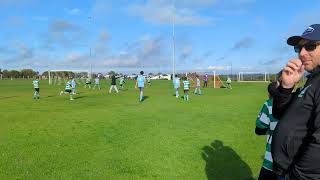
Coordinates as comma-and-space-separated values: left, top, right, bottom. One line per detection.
237, 72, 270, 82
48, 70, 90, 85
212, 71, 225, 88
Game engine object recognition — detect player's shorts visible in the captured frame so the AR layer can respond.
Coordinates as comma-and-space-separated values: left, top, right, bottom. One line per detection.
35, 88, 40, 92
65, 89, 72, 93
86, 82, 91, 84
139, 87, 144, 91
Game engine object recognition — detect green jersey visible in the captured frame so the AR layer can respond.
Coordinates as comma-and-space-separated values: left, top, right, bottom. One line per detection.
183, 80, 190, 90
120, 77, 125, 85
32, 80, 39, 88
256, 98, 278, 171
65, 81, 72, 90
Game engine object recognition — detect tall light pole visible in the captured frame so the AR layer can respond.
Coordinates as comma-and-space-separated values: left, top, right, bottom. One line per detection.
172, 0, 176, 81
88, 16, 93, 78
230, 62, 233, 80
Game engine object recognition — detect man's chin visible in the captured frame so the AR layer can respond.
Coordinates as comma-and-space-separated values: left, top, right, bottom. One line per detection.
305, 66, 314, 73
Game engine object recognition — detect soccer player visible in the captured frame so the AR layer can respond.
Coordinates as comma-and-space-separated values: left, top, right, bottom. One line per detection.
93, 76, 101, 90
147, 76, 151, 86
32, 77, 40, 99
173, 74, 180, 98
194, 75, 202, 95
226, 77, 232, 89
255, 82, 278, 180
119, 76, 125, 90
182, 76, 190, 101
203, 74, 208, 88
136, 71, 145, 101
71, 77, 76, 94
109, 74, 119, 93
60, 80, 74, 100
84, 77, 92, 88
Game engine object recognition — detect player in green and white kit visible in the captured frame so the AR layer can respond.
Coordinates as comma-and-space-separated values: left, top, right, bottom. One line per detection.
84, 77, 92, 88
119, 76, 125, 90
226, 77, 232, 89
147, 76, 151, 86
60, 80, 74, 100
182, 76, 190, 101
255, 82, 278, 180
32, 77, 40, 99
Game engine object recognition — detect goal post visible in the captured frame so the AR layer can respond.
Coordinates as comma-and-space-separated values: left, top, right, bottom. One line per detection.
48, 69, 89, 85
237, 72, 270, 82
212, 71, 226, 88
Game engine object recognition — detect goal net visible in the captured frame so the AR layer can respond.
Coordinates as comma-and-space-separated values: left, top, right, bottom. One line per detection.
48, 70, 89, 85
211, 71, 225, 88
237, 72, 270, 82
185, 71, 224, 88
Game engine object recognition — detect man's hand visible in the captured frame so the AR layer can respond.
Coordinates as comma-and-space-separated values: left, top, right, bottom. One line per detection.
281, 59, 305, 88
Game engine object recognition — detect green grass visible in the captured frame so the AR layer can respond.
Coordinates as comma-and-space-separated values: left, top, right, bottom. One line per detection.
0, 79, 269, 179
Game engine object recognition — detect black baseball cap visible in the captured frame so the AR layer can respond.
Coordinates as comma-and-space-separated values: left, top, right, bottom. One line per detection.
287, 24, 320, 46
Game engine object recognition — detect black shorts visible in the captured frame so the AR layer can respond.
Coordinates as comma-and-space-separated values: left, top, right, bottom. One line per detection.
258, 167, 278, 180
35, 88, 39, 92
86, 82, 91, 84
65, 89, 72, 93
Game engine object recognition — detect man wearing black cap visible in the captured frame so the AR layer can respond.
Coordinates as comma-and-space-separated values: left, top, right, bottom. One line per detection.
272, 24, 320, 179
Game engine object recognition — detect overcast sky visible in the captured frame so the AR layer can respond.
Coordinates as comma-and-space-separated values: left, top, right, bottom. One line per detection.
1, 0, 320, 74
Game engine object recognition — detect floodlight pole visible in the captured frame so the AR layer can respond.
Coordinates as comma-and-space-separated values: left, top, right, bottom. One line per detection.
48, 70, 51, 85
88, 16, 93, 78
230, 62, 233, 80
172, 0, 176, 81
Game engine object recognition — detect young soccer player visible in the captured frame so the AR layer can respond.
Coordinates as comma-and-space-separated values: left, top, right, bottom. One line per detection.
136, 71, 145, 101
109, 74, 119, 93
71, 78, 76, 94
119, 76, 125, 90
60, 79, 74, 100
194, 75, 202, 95
84, 77, 92, 88
32, 77, 40, 99
226, 77, 232, 89
255, 82, 279, 180
147, 76, 151, 86
93, 77, 101, 90
182, 76, 190, 101
173, 74, 180, 98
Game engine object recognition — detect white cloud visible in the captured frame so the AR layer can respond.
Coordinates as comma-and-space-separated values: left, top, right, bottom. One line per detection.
98, 30, 110, 42
66, 8, 81, 15
231, 37, 255, 50
91, 1, 112, 16
32, 16, 49, 21
128, 0, 215, 25
208, 65, 230, 70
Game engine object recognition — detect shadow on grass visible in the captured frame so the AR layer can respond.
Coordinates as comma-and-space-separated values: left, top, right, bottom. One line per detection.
0, 96, 18, 99
74, 95, 87, 99
143, 96, 149, 101
202, 140, 254, 180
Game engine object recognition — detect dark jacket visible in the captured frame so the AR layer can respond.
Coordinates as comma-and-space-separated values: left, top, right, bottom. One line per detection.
111, 75, 116, 85
272, 67, 320, 179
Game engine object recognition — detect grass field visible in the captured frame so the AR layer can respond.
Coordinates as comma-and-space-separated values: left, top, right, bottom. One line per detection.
0, 79, 270, 179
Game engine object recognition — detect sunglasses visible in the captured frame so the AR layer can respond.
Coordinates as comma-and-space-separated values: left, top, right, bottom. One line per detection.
294, 43, 320, 53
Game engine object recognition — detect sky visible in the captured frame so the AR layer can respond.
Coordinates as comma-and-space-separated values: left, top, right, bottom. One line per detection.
1, 0, 320, 74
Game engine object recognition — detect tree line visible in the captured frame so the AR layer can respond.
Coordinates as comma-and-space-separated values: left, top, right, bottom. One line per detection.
0, 69, 39, 78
